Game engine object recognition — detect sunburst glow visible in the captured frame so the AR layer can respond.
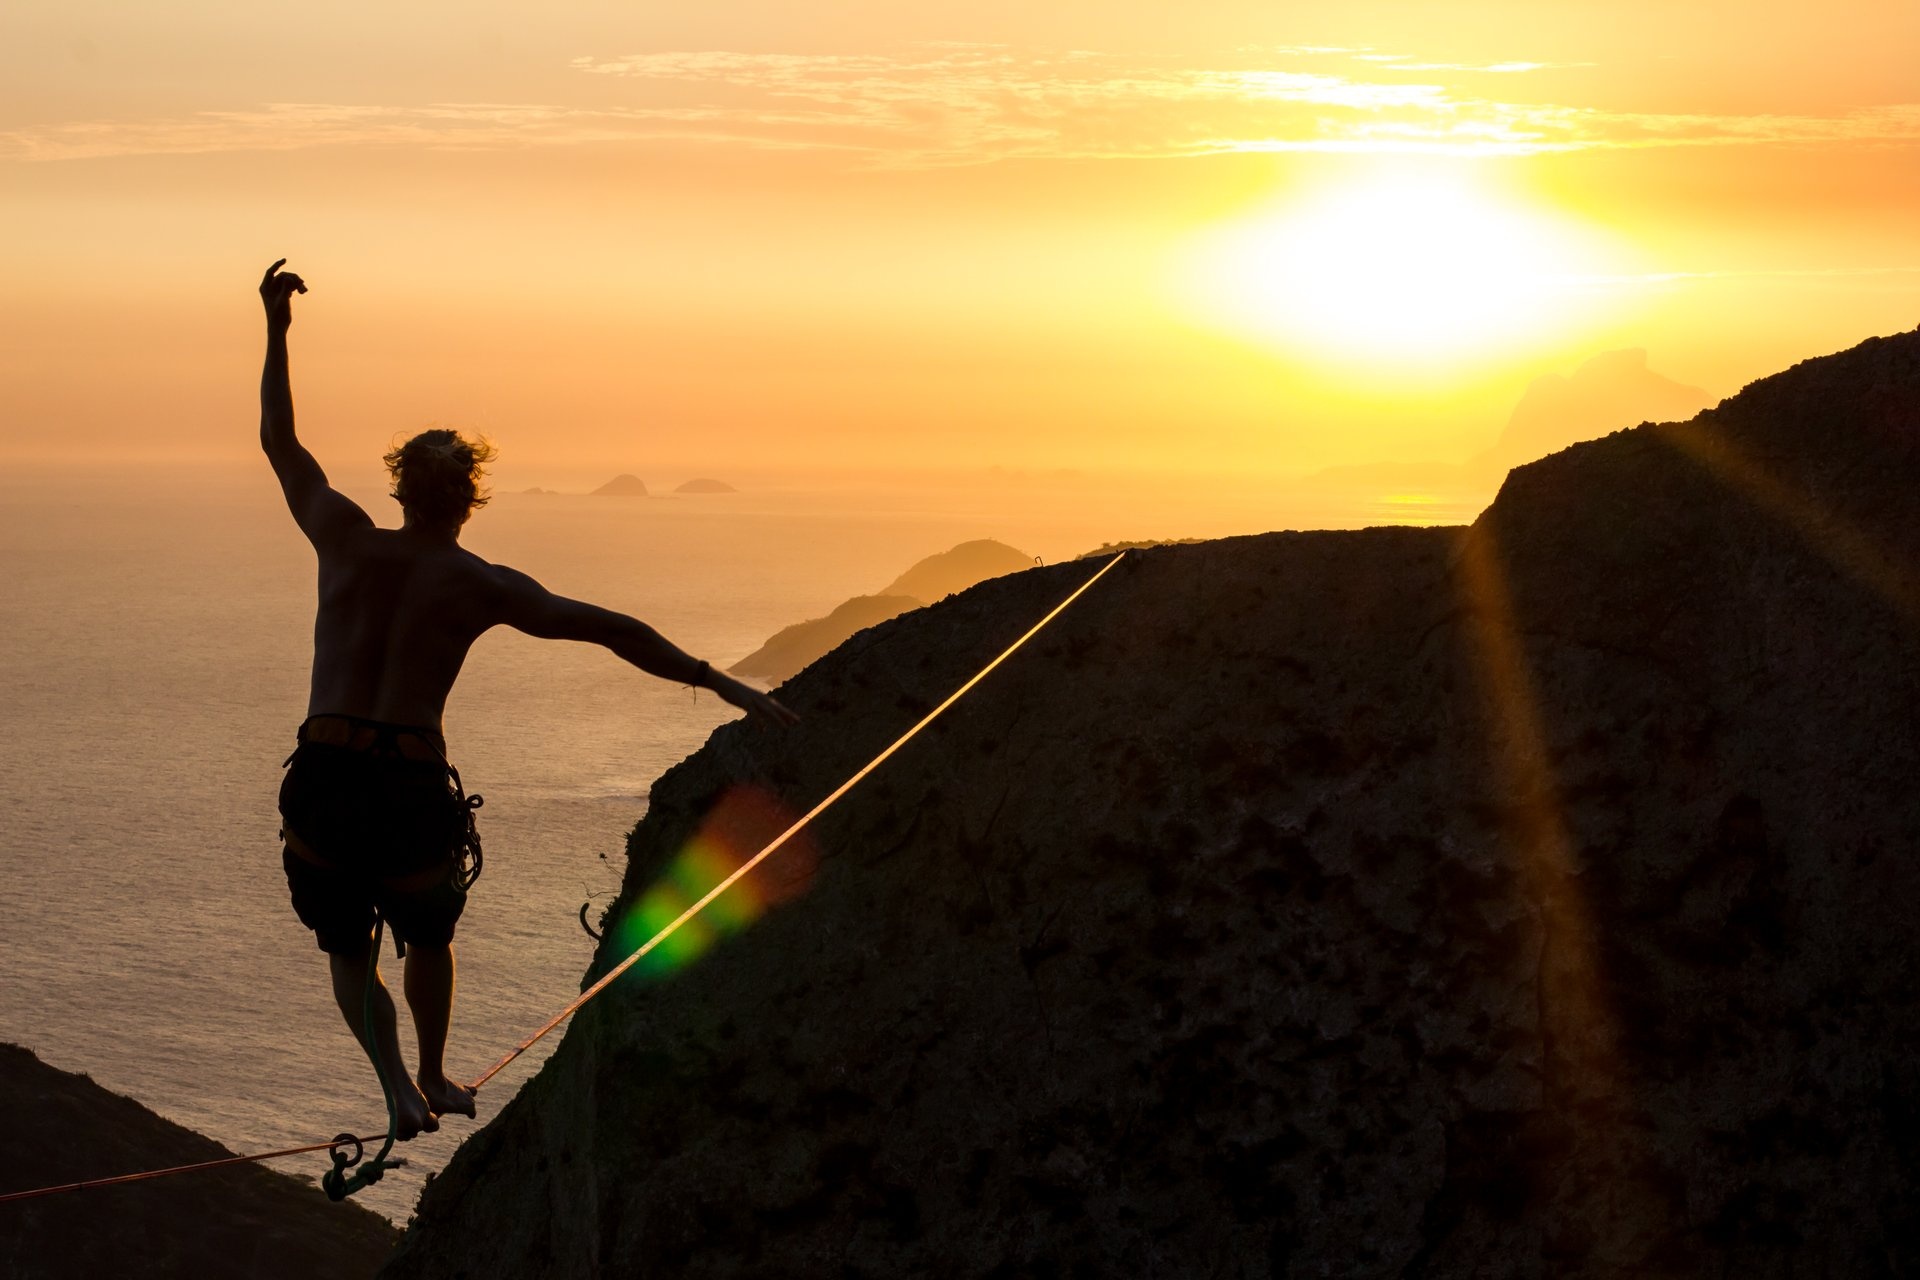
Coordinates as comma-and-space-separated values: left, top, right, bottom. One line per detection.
1182, 165, 1622, 370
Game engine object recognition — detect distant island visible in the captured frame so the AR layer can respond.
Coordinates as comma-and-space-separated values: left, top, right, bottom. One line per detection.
732, 538, 1036, 684
516, 476, 734, 496
590, 474, 649, 497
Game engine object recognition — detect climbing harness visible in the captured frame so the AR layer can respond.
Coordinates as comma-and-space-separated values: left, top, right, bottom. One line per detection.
280, 715, 486, 959
0, 551, 1125, 1206
448, 765, 484, 894
291, 713, 486, 893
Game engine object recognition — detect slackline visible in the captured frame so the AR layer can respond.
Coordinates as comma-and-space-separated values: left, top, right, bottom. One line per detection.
0, 550, 1126, 1207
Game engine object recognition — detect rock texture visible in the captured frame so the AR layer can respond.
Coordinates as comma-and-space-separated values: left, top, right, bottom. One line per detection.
388, 329, 1920, 1277
0, 1043, 397, 1280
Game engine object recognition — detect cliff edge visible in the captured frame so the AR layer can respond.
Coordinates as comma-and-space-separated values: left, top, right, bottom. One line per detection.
0, 1044, 397, 1279
387, 329, 1920, 1277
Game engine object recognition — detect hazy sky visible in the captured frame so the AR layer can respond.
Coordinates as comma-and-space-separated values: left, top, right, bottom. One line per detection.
2, 1, 1915, 478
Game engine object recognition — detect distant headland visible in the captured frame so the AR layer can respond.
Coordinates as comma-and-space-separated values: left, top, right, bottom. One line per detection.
732, 538, 1036, 684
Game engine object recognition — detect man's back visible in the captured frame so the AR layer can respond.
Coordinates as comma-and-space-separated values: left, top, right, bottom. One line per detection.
307, 525, 496, 732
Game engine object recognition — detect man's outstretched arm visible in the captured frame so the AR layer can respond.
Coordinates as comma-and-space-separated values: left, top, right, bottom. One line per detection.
258, 259, 370, 545
491, 565, 800, 726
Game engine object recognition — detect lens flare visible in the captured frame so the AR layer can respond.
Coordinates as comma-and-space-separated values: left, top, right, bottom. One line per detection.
611, 784, 818, 980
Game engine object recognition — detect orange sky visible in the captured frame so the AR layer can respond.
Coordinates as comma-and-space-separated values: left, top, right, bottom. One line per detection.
1, 1, 1915, 480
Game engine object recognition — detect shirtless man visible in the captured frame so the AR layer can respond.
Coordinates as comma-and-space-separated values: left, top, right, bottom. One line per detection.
259, 259, 796, 1139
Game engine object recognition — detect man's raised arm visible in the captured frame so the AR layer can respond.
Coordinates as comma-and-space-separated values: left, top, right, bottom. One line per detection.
490, 565, 799, 727
258, 259, 370, 545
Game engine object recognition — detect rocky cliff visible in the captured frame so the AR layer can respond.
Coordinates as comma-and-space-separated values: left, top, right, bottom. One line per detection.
0, 1044, 397, 1279
386, 329, 1920, 1277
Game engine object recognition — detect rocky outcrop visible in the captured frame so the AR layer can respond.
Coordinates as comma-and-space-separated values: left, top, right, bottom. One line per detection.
387, 329, 1920, 1277
591, 474, 649, 497
675, 478, 738, 494
0, 1044, 396, 1280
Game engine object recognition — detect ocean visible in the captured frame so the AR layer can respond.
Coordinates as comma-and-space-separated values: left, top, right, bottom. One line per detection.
0, 461, 1475, 1222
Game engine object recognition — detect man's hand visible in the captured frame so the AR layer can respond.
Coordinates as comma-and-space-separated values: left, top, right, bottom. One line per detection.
260, 258, 307, 332
709, 671, 801, 728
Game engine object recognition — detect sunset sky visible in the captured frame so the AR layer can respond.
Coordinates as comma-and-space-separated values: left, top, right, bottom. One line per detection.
2, 0, 1915, 480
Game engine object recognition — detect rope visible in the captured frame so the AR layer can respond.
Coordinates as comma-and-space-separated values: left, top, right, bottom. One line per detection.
0, 1136, 389, 1205
0, 550, 1125, 1205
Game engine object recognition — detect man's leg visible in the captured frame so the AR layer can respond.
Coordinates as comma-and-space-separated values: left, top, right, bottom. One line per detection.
329, 948, 439, 1139
404, 943, 478, 1117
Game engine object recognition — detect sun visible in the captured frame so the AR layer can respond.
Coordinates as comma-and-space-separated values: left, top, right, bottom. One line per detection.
1180, 165, 1620, 371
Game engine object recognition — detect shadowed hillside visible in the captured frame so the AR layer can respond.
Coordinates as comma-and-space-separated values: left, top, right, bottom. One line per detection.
387, 330, 1920, 1277
733, 539, 1033, 685
731, 594, 924, 683
877, 538, 1036, 602
0, 1044, 397, 1279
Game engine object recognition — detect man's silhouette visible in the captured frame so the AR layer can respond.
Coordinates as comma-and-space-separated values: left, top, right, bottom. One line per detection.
259, 259, 796, 1138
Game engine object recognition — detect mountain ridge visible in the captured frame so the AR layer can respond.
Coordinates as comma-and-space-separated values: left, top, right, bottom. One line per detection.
386, 327, 1920, 1277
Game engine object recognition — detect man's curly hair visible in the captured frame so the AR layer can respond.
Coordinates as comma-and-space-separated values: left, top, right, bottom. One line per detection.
383, 428, 497, 527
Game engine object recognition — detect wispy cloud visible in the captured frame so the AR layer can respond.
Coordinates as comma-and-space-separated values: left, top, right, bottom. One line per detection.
4, 45, 1917, 166
0, 102, 783, 163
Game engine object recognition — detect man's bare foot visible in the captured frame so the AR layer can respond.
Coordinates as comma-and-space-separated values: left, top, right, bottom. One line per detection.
418, 1072, 478, 1120
394, 1078, 441, 1141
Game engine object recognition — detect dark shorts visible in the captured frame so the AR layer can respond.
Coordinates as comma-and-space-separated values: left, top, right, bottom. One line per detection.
278, 716, 474, 956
